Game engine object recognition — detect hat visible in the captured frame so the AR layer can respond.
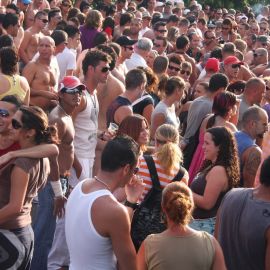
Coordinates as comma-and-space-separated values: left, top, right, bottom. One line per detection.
205, 58, 219, 72
238, 15, 248, 21
59, 76, 86, 92
165, 1, 173, 6
22, 0, 32, 4
142, 11, 151, 18
156, 2, 165, 7
224, 56, 243, 66
257, 35, 268, 43
115, 36, 137, 46
183, 9, 190, 15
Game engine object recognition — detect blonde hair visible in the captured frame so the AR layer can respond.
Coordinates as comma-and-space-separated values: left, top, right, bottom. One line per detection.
85, 10, 102, 29
155, 124, 182, 174
162, 182, 194, 225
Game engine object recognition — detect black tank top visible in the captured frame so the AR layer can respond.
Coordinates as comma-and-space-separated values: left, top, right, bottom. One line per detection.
106, 96, 131, 127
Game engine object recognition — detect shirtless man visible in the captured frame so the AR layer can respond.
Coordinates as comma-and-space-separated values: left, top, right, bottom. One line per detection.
25, 0, 50, 29
22, 36, 59, 112
19, 11, 47, 65
31, 76, 84, 270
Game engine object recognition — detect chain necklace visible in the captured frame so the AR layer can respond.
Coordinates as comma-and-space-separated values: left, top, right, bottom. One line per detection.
58, 104, 71, 118
94, 176, 111, 191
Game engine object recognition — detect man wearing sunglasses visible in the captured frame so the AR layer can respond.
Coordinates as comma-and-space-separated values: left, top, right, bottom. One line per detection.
223, 56, 244, 83
20, 11, 48, 65
250, 48, 268, 77
39, 76, 85, 270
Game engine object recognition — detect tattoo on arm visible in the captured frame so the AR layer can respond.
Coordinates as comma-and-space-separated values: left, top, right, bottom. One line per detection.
245, 149, 261, 176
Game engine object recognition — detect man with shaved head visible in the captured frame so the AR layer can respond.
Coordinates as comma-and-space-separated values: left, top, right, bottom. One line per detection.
22, 36, 59, 112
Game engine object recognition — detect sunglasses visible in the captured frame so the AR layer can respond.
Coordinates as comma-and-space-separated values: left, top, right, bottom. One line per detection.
253, 53, 263, 58
168, 65, 180, 72
124, 46, 133, 51
180, 70, 191, 76
61, 87, 83, 95
0, 109, 9, 118
231, 64, 241, 69
40, 18, 48, 23
222, 27, 230, 30
206, 36, 215, 40
157, 29, 167, 33
101, 66, 110, 73
11, 119, 23, 130
133, 167, 139, 175
62, 3, 71, 7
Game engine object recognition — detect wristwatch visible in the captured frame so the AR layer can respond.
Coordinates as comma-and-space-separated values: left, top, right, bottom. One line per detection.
124, 200, 139, 210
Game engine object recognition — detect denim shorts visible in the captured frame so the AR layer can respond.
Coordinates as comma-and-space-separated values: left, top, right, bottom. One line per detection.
189, 217, 216, 235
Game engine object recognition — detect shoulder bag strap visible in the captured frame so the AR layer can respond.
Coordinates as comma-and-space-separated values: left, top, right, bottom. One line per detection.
172, 165, 185, 182
143, 155, 161, 189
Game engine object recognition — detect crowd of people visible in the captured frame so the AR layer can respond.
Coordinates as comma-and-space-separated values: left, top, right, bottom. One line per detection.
0, 0, 270, 269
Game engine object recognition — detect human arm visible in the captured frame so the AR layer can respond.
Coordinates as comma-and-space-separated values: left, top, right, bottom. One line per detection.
150, 113, 165, 140
137, 242, 148, 270
242, 147, 262, 187
20, 76, 31, 105
211, 236, 227, 270
142, 104, 154, 125
192, 166, 228, 210
0, 166, 29, 224
18, 31, 32, 64
114, 106, 133, 126
266, 227, 270, 270
0, 144, 59, 166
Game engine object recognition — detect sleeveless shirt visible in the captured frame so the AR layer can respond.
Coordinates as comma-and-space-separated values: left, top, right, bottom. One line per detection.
73, 91, 99, 159
66, 180, 117, 270
0, 74, 26, 102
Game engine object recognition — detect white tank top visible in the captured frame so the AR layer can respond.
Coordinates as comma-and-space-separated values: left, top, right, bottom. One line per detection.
73, 90, 99, 159
65, 180, 117, 270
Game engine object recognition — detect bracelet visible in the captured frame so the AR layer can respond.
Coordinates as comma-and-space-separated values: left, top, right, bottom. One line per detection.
51, 180, 63, 197
124, 200, 139, 210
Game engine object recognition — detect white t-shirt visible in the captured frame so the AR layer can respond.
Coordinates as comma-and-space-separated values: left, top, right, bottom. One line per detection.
56, 47, 77, 82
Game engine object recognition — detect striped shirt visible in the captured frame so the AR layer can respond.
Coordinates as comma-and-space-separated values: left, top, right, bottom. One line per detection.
138, 155, 189, 200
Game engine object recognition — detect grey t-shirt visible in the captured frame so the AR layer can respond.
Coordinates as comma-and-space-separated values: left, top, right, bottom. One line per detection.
183, 96, 213, 144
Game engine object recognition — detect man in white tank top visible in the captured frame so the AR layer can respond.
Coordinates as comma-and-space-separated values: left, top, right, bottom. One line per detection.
65, 136, 145, 270
47, 51, 112, 269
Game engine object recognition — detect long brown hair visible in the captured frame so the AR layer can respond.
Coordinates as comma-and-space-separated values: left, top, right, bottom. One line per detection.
199, 127, 240, 189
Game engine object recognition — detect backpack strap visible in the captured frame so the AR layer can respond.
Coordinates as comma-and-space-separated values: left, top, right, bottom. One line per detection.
143, 155, 161, 189
172, 166, 185, 182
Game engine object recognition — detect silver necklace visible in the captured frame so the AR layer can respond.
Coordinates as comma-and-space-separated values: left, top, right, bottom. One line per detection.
94, 176, 111, 191
58, 104, 71, 118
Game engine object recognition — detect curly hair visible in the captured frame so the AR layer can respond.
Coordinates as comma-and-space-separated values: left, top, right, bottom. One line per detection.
137, 66, 158, 94
199, 127, 240, 189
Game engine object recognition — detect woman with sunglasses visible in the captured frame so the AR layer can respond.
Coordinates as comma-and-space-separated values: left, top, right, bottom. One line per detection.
150, 77, 185, 140
0, 47, 30, 105
137, 182, 226, 270
0, 105, 58, 269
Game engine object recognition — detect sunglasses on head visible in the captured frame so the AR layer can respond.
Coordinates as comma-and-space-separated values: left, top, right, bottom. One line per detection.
101, 66, 110, 73
61, 87, 83, 95
180, 70, 191, 76
11, 119, 23, 130
0, 109, 10, 118
168, 65, 180, 72
231, 64, 241, 69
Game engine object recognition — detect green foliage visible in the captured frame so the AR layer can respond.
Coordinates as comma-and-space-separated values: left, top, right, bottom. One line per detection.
186, 0, 268, 10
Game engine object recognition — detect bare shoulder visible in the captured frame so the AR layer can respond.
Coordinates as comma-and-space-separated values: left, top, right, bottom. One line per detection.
108, 74, 125, 94
209, 165, 227, 175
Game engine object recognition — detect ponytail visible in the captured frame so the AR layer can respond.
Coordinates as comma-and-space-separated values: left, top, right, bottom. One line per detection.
156, 142, 182, 174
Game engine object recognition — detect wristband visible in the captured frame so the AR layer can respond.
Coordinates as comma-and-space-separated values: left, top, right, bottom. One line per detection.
124, 200, 139, 210
51, 180, 63, 197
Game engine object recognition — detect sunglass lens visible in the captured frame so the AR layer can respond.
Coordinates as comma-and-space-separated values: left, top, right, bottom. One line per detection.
12, 119, 22, 129
0, 109, 9, 117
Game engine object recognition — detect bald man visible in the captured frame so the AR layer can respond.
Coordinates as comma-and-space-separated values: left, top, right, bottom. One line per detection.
22, 36, 59, 112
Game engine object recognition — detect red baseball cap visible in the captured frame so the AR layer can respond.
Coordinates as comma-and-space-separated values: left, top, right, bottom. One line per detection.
59, 76, 86, 92
205, 58, 219, 72
224, 56, 243, 66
